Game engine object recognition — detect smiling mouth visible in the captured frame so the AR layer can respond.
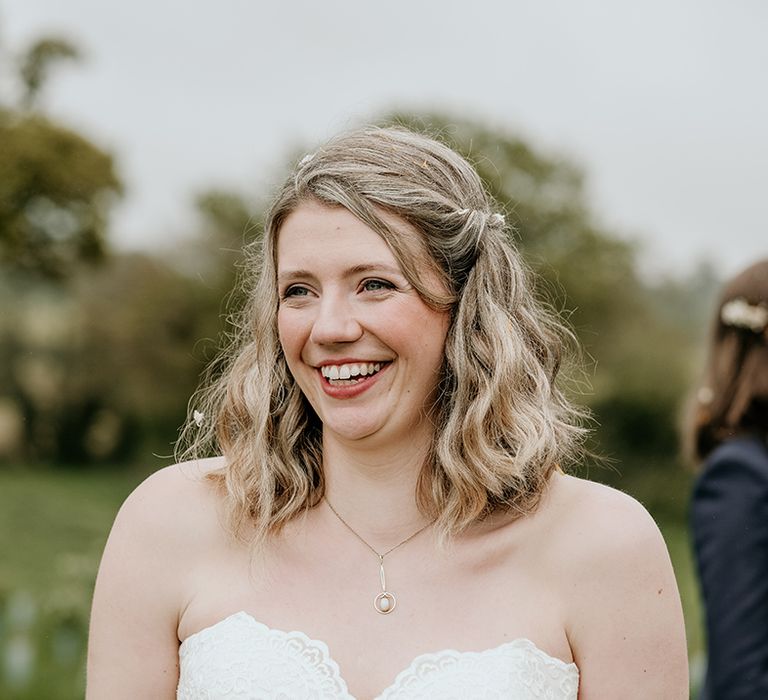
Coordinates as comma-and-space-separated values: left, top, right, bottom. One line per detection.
319, 362, 388, 386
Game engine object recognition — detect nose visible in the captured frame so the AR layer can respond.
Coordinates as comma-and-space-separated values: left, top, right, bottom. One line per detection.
309, 293, 364, 345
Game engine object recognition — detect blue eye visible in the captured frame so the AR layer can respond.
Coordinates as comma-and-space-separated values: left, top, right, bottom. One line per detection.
362, 279, 395, 292
282, 285, 310, 298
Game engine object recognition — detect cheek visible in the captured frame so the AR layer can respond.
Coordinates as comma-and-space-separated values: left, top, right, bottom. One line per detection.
277, 311, 307, 360
404, 308, 450, 364
421, 306, 450, 342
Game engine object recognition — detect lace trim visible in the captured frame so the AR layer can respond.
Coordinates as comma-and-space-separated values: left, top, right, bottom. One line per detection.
179, 612, 352, 698
178, 611, 579, 699
380, 639, 578, 699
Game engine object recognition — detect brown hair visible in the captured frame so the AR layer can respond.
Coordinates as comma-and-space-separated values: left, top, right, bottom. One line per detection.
686, 259, 768, 463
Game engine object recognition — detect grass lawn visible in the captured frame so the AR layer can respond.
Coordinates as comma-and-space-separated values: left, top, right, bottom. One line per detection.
0, 465, 156, 700
660, 520, 705, 693
0, 465, 704, 699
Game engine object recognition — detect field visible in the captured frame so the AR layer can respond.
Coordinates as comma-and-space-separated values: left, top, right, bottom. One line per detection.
0, 467, 154, 699
0, 467, 704, 699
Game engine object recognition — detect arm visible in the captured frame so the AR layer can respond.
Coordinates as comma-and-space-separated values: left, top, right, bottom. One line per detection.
691, 447, 768, 698
86, 466, 194, 699
564, 484, 689, 699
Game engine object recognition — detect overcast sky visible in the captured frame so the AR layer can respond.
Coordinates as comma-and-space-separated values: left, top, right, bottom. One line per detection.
3, 0, 766, 278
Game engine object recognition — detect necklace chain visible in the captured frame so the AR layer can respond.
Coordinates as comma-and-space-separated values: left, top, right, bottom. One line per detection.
324, 497, 433, 615
324, 498, 433, 558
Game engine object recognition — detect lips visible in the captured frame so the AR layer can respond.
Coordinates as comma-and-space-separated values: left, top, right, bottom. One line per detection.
315, 360, 391, 397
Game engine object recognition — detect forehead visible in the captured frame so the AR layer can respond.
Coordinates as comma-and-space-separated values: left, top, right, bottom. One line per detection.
276, 201, 411, 272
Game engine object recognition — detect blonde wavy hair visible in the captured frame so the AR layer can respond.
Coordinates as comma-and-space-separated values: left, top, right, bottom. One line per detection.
177, 126, 588, 544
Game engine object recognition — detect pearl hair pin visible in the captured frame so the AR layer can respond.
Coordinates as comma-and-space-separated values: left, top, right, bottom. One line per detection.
456, 209, 505, 226
324, 498, 433, 615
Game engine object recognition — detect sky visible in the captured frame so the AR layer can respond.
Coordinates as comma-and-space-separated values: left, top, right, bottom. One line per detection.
2, 0, 766, 278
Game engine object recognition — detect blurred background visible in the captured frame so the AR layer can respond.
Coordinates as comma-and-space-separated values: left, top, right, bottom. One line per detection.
1, 1, 766, 697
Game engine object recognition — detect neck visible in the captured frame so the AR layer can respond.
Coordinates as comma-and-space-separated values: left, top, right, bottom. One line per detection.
321, 428, 433, 546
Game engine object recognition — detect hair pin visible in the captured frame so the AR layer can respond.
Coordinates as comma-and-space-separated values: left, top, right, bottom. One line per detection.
298, 153, 315, 168
721, 298, 768, 332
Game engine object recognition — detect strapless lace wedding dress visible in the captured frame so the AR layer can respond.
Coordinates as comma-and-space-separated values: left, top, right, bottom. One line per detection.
177, 611, 579, 699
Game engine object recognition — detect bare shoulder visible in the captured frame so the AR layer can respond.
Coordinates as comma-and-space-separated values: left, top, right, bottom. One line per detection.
95, 455, 230, 598
543, 473, 665, 555
124, 455, 227, 505
541, 473, 676, 617
540, 473, 688, 697
114, 457, 228, 545
489, 472, 664, 575
87, 457, 229, 698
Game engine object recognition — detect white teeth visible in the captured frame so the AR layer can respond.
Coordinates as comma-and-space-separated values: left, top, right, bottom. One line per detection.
320, 362, 385, 380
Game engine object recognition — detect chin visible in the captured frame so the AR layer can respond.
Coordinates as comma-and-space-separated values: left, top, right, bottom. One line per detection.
324, 421, 382, 442
318, 409, 392, 442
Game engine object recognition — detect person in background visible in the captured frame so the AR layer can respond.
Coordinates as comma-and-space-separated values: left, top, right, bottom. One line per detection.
688, 259, 768, 699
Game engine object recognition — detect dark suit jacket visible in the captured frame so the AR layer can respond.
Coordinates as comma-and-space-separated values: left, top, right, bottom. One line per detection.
691, 435, 768, 699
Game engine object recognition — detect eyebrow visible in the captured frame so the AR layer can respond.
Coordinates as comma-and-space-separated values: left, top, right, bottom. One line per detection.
277, 263, 404, 284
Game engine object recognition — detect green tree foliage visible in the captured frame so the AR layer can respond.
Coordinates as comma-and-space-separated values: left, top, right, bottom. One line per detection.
0, 111, 122, 279
67, 253, 220, 461
0, 31, 125, 464
0, 34, 121, 280
0, 254, 219, 464
186, 188, 258, 292
17, 36, 81, 110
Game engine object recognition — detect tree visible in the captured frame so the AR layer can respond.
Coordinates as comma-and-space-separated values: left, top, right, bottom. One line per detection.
0, 30, 124, 464
0, 34, 121, 280
17, 37, 81, 111
0, 111, 122, 279
0, 252, 220, 464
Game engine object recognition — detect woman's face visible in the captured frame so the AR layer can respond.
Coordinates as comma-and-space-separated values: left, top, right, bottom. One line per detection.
276, 200, 450, 445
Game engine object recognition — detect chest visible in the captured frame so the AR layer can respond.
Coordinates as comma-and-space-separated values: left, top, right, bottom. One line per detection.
177, 530, 573, 698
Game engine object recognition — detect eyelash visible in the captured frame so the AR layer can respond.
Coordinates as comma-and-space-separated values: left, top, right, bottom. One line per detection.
280, 279, 396, 300
361, 279, 396, 293
282, 285, 310, 299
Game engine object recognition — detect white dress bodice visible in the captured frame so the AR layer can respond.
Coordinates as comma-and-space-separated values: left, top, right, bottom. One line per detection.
177, 611, 579, 699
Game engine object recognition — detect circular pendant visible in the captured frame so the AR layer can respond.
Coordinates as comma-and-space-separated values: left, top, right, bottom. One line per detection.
374, 592, 396, 614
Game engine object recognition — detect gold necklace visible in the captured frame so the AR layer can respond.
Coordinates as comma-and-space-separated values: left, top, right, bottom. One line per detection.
325, 498, 433, 615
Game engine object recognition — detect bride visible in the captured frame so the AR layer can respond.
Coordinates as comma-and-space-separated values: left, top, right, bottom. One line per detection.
87, 126, 688, 698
